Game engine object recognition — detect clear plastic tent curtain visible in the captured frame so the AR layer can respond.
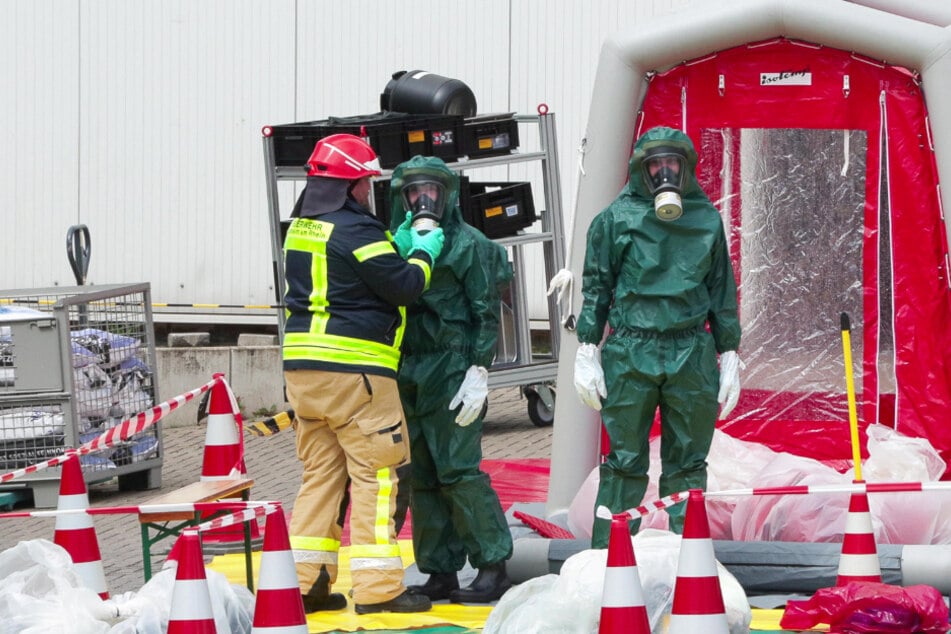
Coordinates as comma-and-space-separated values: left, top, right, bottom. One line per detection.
634, 38, 951, 471
719, 127, 866, 431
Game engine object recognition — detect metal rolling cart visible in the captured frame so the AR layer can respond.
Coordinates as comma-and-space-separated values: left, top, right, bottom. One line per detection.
0, 283, 163, 507
261, 110, 566, 426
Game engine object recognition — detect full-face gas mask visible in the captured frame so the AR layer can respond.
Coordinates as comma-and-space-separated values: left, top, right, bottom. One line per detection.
642, 147, 687, 221
400, 175, 448, 234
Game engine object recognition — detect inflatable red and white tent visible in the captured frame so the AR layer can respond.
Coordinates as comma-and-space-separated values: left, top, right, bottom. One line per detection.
549, 0, 951, 516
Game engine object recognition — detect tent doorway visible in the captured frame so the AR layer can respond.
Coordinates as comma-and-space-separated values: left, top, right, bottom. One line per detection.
634, 38, 947, 466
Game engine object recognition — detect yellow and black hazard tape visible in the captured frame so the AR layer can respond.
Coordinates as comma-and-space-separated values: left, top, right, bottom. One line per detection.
245, 410, 294, 437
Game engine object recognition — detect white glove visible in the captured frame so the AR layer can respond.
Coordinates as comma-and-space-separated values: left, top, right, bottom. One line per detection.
574, 343, 606, 411
717, 350, 741, 419
449, 365, 489, 427
546, 268, 573, 304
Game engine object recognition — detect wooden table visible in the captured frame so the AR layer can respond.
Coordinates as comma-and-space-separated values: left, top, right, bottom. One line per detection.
138, 477, 255, 590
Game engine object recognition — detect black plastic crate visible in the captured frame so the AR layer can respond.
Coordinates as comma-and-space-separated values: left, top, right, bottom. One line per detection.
462, 113, 520, 158
372, 176, 474, 229
269, 112, 465, 169
468, 182, 536, 238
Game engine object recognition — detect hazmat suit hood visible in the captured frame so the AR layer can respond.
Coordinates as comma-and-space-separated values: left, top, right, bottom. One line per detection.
627, 126, 704, 201
389, 154, 513, 368
575, 125, 740, 352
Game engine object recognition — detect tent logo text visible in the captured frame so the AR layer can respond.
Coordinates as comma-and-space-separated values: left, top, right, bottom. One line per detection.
760, 69, 811, 86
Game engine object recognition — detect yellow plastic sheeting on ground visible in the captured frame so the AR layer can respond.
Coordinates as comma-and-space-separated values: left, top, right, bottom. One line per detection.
208, 540, 492, 633
751, 609, 786, 630
208, 546, 830, 633
750, 608, 829, 632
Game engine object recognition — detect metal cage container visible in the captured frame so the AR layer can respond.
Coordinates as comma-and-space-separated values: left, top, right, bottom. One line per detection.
0, 283, 162, 507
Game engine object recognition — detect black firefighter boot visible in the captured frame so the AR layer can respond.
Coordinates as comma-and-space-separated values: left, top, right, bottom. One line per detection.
301, 567, 347, 613
448, 562, 512, 603
408, 572, 459, 600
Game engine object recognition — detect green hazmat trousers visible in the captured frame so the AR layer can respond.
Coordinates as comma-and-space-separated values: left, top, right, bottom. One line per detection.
389, 156, 515, 573
576, 127, 741, 547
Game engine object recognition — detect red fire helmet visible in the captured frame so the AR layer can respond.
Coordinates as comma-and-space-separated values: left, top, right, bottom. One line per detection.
306, 133, 382, 179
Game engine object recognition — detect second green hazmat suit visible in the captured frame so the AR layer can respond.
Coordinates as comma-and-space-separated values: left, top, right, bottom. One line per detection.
575, 126, 741, 547
389, 155, 515, 597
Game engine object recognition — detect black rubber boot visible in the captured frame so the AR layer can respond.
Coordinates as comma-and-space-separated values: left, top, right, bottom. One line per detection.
407, 572, 459, 600
448, 562, 512, 603
354, 589, 432, 614
301, 566, 347, 612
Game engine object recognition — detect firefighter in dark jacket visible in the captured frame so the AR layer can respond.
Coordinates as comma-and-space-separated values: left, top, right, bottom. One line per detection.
282, 134, 444, 615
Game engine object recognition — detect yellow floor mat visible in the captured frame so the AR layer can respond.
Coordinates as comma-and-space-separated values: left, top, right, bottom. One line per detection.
209, 540, 491, 633
209, 543, 827, 633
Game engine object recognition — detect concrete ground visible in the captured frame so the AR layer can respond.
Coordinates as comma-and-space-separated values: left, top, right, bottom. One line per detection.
0, 386, 553, 595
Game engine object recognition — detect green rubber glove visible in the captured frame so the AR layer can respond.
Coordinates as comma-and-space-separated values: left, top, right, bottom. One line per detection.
411, 227, 445, 262
392, 212, 414, 258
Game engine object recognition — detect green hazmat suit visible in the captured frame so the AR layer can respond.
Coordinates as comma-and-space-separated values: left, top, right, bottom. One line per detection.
389, 155, 515, 573
576, 127, 741, 547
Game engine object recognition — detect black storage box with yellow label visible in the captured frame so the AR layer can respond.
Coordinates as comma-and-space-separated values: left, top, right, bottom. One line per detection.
270, 112, 465, 169
461, 113, 520, 159
468, 182, 536, 238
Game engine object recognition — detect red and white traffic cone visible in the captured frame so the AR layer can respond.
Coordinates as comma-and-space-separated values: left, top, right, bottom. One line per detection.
167, 530, 216, 634
200, 373, 246, 481
200, 374, 259, 544
164, 535, 183, 569
668, 489, 729, 634
836, 483, 881, 585
251, 506, 308, 633
53, 451, 108, 599
598, 512, 650, 634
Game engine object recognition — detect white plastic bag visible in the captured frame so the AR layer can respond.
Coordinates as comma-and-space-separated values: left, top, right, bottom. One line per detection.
0, 539, 254, 634
485, 530, 751, 634
0, 540, 116, 633
108, 563, 254, 634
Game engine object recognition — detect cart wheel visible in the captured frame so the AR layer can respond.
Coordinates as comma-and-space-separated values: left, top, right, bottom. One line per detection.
526, 390, 555, 427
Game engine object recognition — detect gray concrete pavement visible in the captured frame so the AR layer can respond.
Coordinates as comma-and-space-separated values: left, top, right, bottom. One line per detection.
0, 387, 553, 595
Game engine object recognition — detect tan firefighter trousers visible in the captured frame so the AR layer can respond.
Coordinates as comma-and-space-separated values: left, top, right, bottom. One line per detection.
285, 369, 409, 605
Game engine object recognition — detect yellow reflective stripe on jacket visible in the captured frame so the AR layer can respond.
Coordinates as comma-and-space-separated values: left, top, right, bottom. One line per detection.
283, 332, 401, 370
353, 240, 396, 262
393, 306, 407, 350
408, 257, 432, 287
309, 251, 330, 334
284, 218, 332, 333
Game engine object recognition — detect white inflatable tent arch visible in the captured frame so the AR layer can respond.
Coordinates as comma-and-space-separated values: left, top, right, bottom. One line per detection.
547, 0, 951, 520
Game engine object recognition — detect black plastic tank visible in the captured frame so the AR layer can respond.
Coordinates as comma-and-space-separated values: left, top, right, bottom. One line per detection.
381, 70, 477, 117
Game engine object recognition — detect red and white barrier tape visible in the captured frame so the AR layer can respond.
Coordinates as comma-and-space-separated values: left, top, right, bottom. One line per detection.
0, 499, 277, 521
706, 480, 951, 498
598, 480, 951, 521
216, 374, 247, 477
0, 376, 219, 484
193, 502, 277, 533
596, 490, 691, 521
